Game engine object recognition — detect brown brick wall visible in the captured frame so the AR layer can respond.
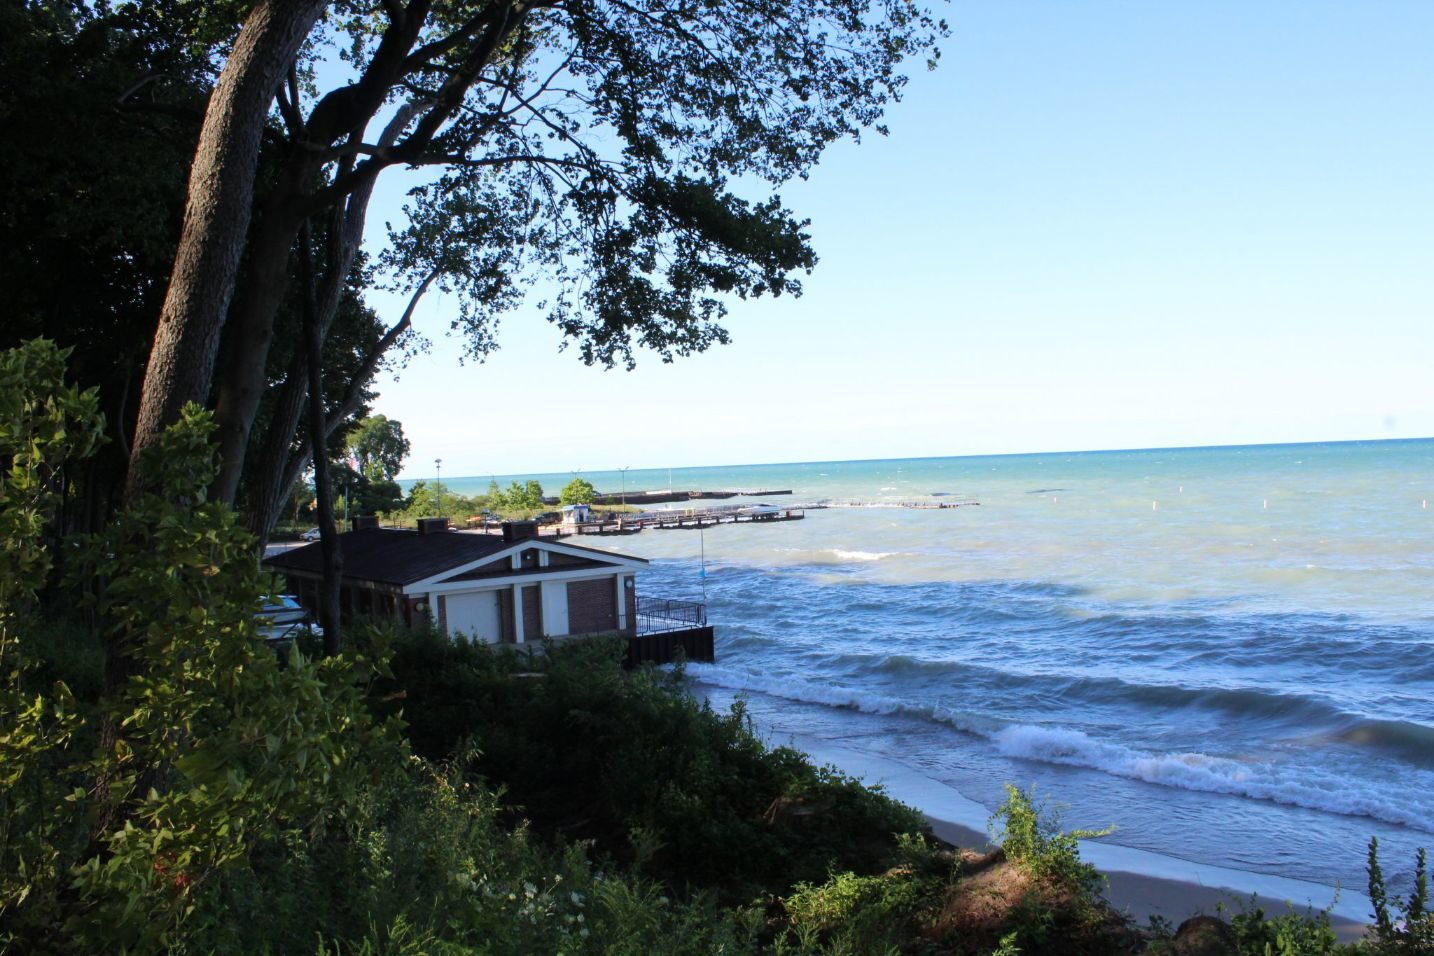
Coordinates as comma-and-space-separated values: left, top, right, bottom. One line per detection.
522, 585, 542, 640
566, 577, 617, 635
499, 588, 516, 643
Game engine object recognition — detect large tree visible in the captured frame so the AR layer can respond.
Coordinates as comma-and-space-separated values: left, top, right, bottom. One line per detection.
125, 0, 944, 535
347, 414, 411, 483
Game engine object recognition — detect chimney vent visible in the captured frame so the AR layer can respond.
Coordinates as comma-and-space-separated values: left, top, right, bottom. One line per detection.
352, 515, 380, 531
502, 520, 539, 542
417, 517, 449, 535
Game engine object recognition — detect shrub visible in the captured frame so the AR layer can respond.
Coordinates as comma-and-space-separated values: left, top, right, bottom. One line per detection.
1367, 837, 1433, 955
374, 628, 928, 900
989, 784, 1112, 896
1224, 898, 1344, 956
193, 757, 751, 955
782, 868, 934, 953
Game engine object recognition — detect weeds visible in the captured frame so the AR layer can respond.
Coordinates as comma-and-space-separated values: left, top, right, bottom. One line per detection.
1367, 838, 1433, 955
990, 784, 1113, 897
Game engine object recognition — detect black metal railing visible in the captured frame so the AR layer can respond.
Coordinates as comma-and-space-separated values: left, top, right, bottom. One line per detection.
634, 596, 707, 635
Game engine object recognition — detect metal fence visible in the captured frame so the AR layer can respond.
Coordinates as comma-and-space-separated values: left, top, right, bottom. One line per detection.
634, 596, 707, 635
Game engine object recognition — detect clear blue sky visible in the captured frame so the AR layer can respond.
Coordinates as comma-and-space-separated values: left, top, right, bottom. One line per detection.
371, 1, 1433, 481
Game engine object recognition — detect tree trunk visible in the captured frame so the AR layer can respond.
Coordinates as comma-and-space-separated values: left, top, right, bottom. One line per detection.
213, 102, 423, 507
125, 0, 327, 500
298, 222, 344, 655
245, 268, 437, 547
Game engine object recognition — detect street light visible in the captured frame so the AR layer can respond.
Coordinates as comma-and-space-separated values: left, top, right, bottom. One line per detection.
434, 458, 443, 518
619, 466, 630, 506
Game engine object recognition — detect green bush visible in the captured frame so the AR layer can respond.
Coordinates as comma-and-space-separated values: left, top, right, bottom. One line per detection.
193, 758, 751, 955
1366, 838, 1433, 955
1225, 898, 1345, 956
990, 784, 1112, 896
373, 628, 928, 901
781, 868, 935, 953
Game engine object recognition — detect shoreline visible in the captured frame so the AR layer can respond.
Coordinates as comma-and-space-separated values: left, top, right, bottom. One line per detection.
725, 699, 1373, 941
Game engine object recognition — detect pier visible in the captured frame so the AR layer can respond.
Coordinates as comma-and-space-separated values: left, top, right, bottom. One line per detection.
796, 498, 978, 510
544, 488, 794, 507
569, 505, 804, 535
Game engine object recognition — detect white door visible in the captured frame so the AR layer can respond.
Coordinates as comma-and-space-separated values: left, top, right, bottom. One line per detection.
446, 590, 503, 643
540, 580, 569, 637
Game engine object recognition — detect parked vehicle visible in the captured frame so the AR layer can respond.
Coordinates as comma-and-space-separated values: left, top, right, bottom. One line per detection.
256, 595, 320, 645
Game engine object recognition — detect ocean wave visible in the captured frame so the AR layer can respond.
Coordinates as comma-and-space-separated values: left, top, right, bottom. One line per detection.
768, 547, 900, 565
1331, 717, 1434, 767
687, 665, 1434, 834
688, 664, 1005, 738
833, 549, 897, 562
990, 724, 1434, 833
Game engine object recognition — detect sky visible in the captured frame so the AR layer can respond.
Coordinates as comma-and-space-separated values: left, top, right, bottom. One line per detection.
366, 1, 1434, 482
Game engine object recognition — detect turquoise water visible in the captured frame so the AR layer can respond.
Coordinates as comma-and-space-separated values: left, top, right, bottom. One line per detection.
453, 440, 1434, 893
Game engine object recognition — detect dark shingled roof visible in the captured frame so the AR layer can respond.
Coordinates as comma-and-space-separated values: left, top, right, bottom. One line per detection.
265, 528, 513, 587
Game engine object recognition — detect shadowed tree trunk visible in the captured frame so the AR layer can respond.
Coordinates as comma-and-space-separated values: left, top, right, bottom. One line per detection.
297, 221, 344, 654
125, 0, 327, 500
246, 268, 438, 548
216, 103, 425, 510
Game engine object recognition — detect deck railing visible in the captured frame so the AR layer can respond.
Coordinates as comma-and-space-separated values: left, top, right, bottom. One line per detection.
634, 596, 707, 635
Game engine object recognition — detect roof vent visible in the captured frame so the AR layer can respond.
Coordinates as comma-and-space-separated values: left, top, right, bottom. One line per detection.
417, 517, 449, 535
352, 515, 380, 531
502, 520, 539, 542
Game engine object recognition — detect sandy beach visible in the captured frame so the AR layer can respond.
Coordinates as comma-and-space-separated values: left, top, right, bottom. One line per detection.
748, 713, 1373, 943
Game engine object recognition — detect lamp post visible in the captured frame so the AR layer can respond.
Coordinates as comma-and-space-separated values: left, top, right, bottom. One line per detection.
434, 458, 443, 518
619, 466, 630, 506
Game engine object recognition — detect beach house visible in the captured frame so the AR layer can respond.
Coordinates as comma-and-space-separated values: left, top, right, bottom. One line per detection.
264, 518, 712, 663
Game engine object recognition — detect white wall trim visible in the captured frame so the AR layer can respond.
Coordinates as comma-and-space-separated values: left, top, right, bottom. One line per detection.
406, 565, 630, 597
403, 537, 647, 592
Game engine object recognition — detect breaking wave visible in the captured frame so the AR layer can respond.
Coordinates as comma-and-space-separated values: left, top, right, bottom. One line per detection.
688, 663, 1434, 834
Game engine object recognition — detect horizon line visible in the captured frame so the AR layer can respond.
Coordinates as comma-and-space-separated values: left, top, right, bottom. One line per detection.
400, 434, 1433, 484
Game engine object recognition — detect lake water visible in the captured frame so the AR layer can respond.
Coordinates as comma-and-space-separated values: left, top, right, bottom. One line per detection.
445, 440, 1434, 901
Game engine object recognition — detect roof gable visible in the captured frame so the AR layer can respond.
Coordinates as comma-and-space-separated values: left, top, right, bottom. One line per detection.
406, 536, 646, 591
265, 528, 645, 590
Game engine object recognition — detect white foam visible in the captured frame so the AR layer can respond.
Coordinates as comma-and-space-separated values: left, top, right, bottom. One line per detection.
992, 724, 1434, 833
741, 723, 1369, 924
831, 549, 897, 562
690, 666, 1434, 834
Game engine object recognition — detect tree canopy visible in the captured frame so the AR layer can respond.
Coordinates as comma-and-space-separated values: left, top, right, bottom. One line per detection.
115, 0, 944, 534
346, 414, 410, 483
560, 476, 596, 505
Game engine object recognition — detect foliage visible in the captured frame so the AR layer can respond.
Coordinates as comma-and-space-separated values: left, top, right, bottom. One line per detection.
990, 784, 1113, 897
190, 756, 752, 955
780, 868, 935, 953
346, 414, 410, 483
491, 479, 546, 516
1224, 898, 1346, 956
0, 5, 203, 515
375, 628, 927, 901
560, 476, 597, 506
0, 339, 105, 626
117, 0, 947, 523
0, 339, 105, 943
1366, 838, 1433, 955
0, 353, 400, 950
